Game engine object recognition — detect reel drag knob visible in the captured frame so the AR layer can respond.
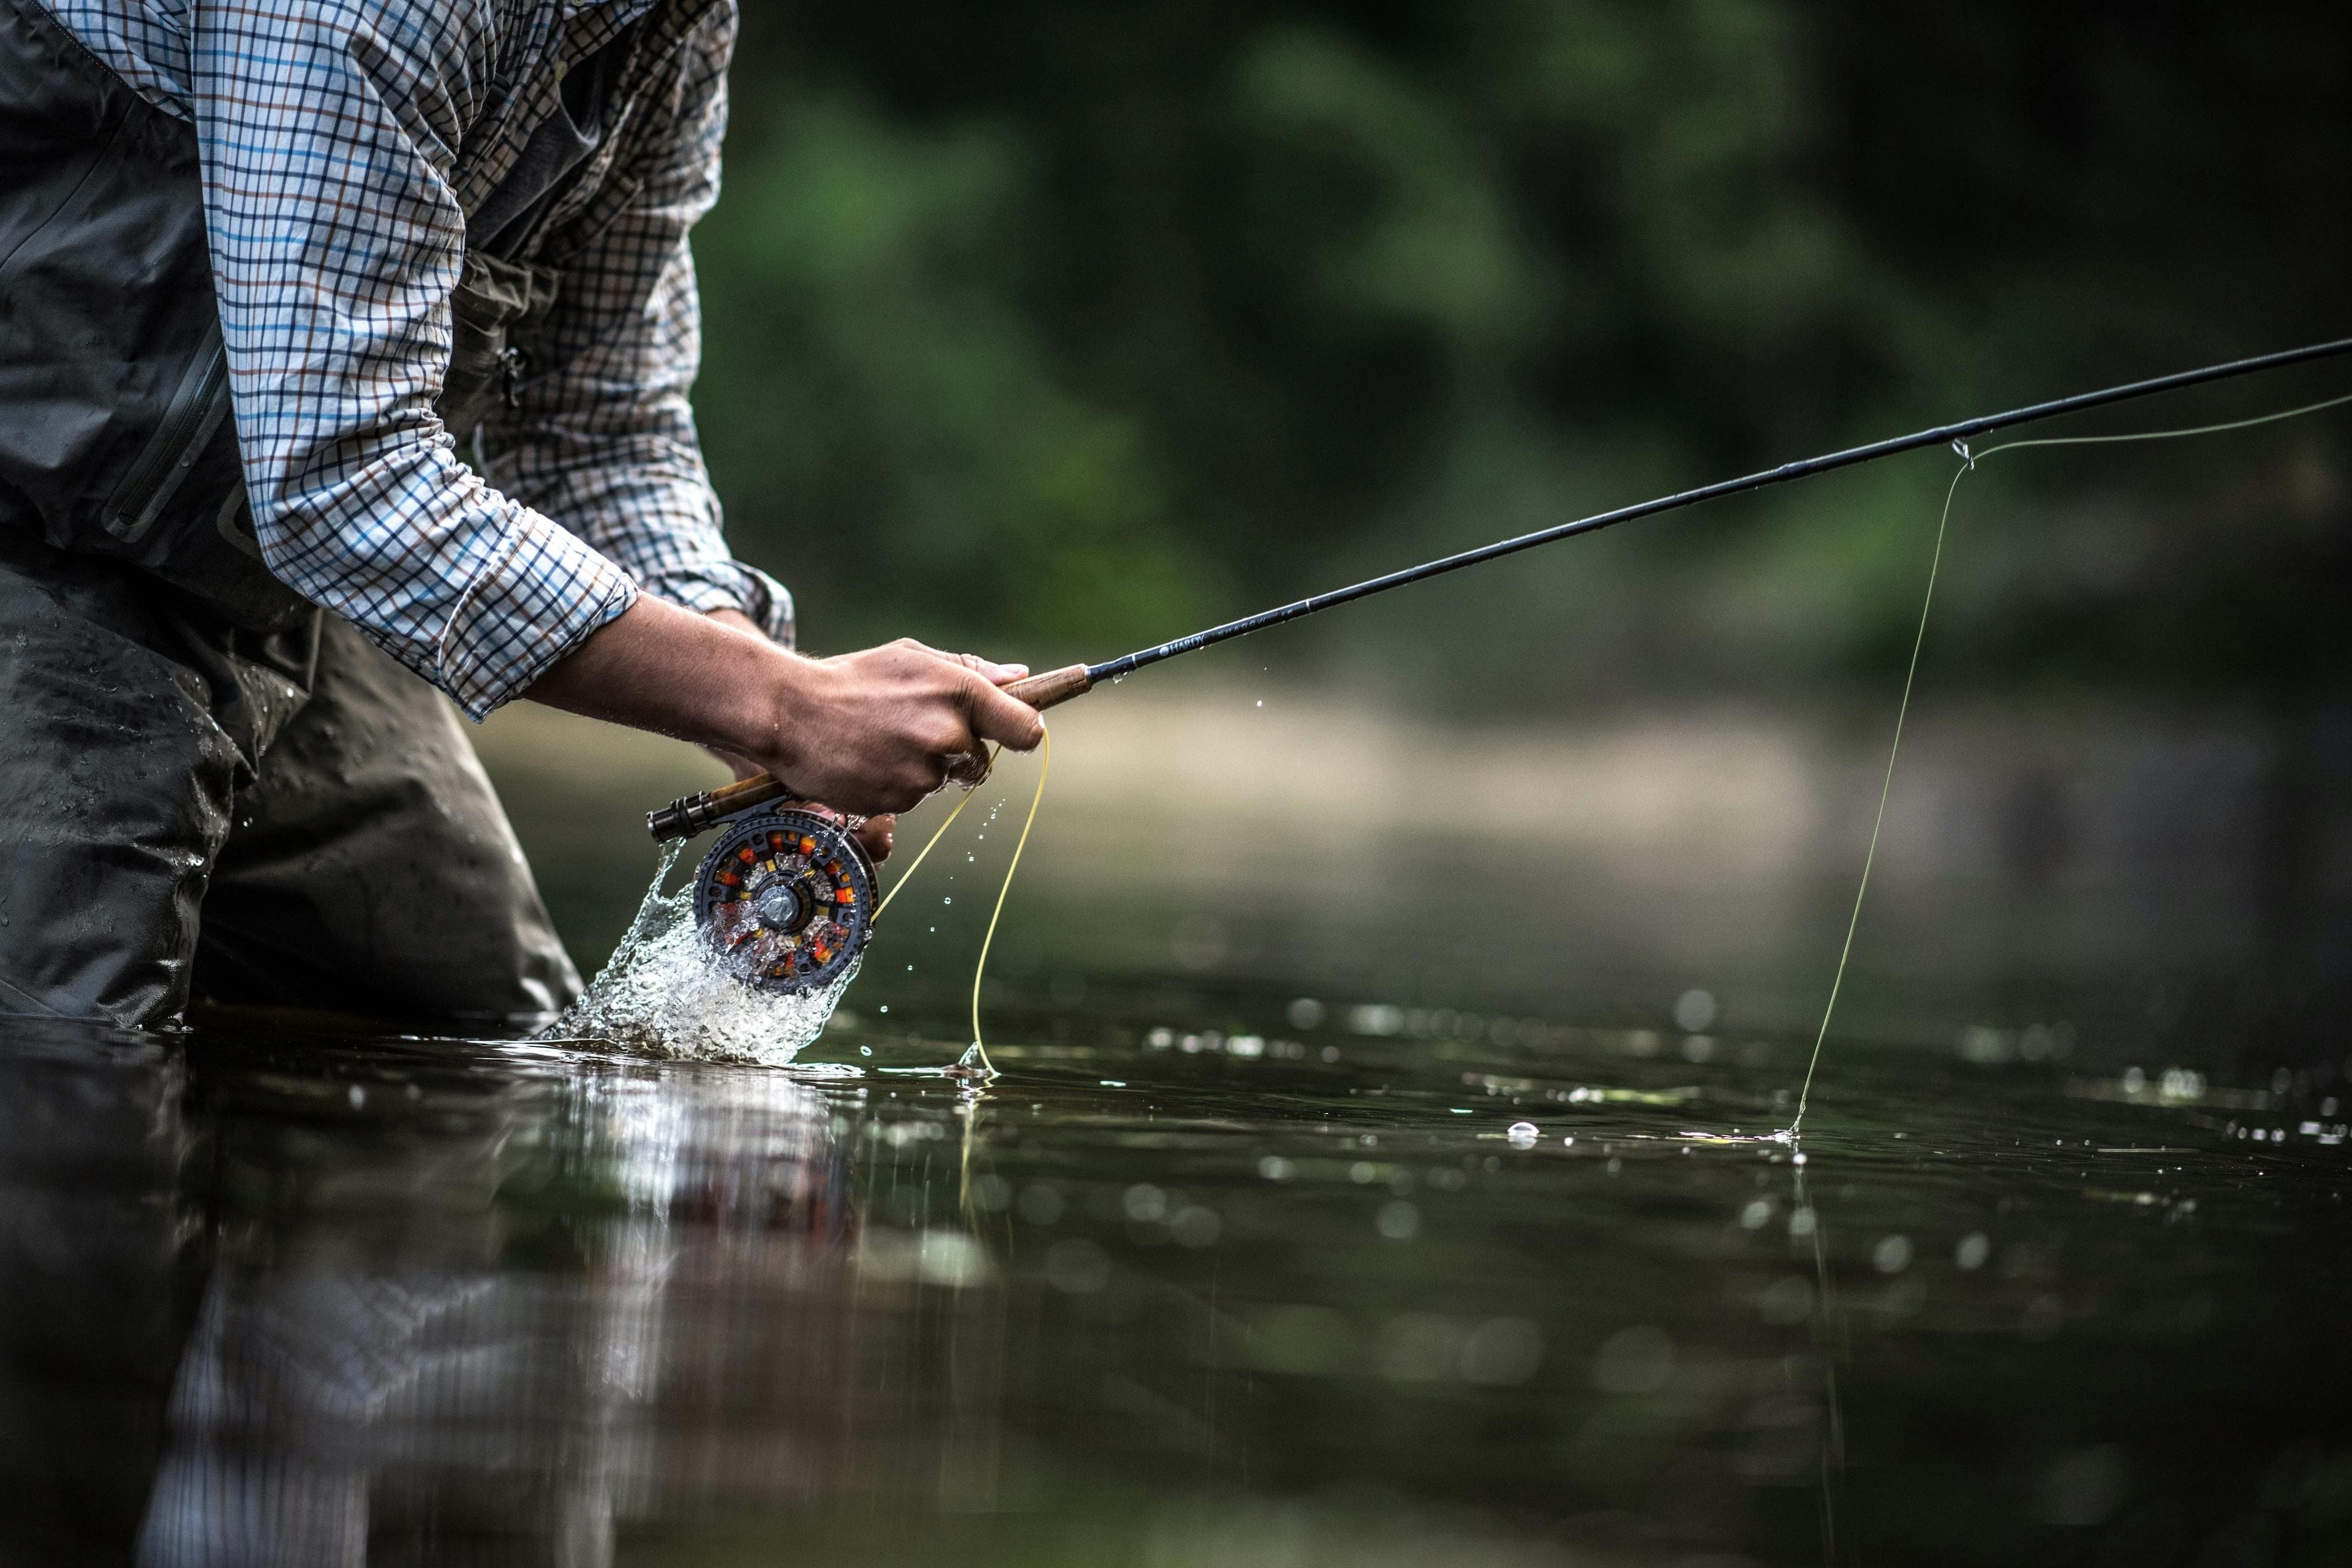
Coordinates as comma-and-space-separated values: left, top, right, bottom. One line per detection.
688, 807, 878, 994
751, 878, 809, 934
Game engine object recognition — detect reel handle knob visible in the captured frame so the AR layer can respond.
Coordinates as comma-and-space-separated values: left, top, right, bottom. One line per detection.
646, 663, 1093, 842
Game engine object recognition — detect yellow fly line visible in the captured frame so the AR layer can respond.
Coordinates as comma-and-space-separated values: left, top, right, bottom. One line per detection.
869, 726, 1052, 1077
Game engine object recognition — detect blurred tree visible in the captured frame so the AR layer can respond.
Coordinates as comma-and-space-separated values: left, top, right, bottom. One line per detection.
692, 1, 2352, 707
692, 94, 1213, 660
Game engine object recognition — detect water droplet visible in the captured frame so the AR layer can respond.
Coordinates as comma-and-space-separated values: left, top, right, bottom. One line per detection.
943, 897, 952, 905
1507, 1121, 1539, 1146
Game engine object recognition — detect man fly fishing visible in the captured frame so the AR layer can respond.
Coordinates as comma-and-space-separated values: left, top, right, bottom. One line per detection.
0, 0, 1043, 1031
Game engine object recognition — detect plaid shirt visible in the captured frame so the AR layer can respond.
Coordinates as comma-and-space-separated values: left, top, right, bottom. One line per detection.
43, 0, 788, 717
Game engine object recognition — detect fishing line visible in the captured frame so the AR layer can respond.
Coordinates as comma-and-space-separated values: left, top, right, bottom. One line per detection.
936, 387, 2348, 1091
871, 753, 996, 923
643, 342, 2352, 1076
861, 731, 1049, 1076
1785, 387, 2352, 1137
967, 725, 1050, 1076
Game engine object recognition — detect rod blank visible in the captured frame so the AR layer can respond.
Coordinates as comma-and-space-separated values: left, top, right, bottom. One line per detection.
1085, 334, 2352, 684
652, 334, 2352, 841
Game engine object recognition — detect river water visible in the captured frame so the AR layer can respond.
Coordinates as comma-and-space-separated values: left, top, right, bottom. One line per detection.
5, 988, 2346, 1566
7, 695, 2348, 1564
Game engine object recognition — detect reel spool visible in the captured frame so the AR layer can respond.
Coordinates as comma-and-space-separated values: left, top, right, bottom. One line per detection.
689, 806, 878, 994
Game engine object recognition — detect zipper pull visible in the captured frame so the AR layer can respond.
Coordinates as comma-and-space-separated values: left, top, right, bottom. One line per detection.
500, 344, 532, 410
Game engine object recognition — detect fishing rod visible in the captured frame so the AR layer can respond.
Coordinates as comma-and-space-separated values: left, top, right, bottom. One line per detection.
650, 333, 2352, 845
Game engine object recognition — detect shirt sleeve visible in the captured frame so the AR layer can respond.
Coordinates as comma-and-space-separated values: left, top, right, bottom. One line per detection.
189, 0, 639, 720
475, 7, 795, 650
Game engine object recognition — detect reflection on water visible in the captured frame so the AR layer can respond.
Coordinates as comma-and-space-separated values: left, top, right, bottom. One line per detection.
3, 997, 2348, 1566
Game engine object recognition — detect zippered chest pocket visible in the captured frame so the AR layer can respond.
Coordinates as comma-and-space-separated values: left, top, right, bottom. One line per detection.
104, 318, 232, 545
442, 249, 562, 446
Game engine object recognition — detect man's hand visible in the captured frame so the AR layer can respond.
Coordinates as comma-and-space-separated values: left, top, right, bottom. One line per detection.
694, 609, 913, 863
521, 597, 1044, 835
764, 639, 1038, 812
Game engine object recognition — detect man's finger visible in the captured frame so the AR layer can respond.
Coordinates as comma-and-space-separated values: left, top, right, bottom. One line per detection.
963, 671, 1047, 750
854, 815, 895, 864
903, 639, 1030, 687
960, 654, 1030, 685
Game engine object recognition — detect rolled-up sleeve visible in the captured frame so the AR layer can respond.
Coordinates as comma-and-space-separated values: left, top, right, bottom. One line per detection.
191, 0, 640, 718
477, 6, 794, 650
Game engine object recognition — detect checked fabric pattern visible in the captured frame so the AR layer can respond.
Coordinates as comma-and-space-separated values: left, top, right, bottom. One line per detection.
40, 0, 790, 716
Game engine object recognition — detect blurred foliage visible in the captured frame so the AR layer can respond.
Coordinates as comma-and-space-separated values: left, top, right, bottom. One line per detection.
688, 1, 2352, 712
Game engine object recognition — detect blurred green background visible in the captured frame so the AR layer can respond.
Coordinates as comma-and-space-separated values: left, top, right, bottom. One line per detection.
482, 0, 2352, 1056
690, 0, 2351, 709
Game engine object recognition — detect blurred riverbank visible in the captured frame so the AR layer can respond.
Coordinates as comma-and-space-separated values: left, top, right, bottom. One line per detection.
472, 682, 2350, 1078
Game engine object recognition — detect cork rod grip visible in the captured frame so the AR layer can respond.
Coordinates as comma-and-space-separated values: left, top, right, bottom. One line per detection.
646, 662, 1094, 840
1001, 662, 1093, 710
701, 774, 794, 816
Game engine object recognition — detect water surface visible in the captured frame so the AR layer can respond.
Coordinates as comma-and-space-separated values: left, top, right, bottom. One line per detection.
6, 983, 2346, 1566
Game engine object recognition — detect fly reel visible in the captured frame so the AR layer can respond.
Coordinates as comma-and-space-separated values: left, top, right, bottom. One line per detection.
689, 806, 878, 994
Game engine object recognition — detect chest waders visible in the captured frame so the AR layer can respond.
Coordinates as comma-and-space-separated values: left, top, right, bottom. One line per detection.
0, 0, 648, 1030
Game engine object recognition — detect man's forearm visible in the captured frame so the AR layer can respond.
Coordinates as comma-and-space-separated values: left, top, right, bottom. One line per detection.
519, 598, 1047, 818
523, 595, 784, 762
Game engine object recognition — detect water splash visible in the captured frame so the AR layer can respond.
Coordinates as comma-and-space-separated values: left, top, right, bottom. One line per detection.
540, 842, 858, 1065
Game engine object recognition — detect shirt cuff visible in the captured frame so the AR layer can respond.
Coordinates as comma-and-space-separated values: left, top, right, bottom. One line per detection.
640, 560, 796, 650
438, 510, 641, 720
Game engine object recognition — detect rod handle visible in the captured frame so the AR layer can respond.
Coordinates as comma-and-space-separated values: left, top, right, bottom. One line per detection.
1001, 662, 1094, 710
647, 773, 793, 842
646, 663, 1095, 841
